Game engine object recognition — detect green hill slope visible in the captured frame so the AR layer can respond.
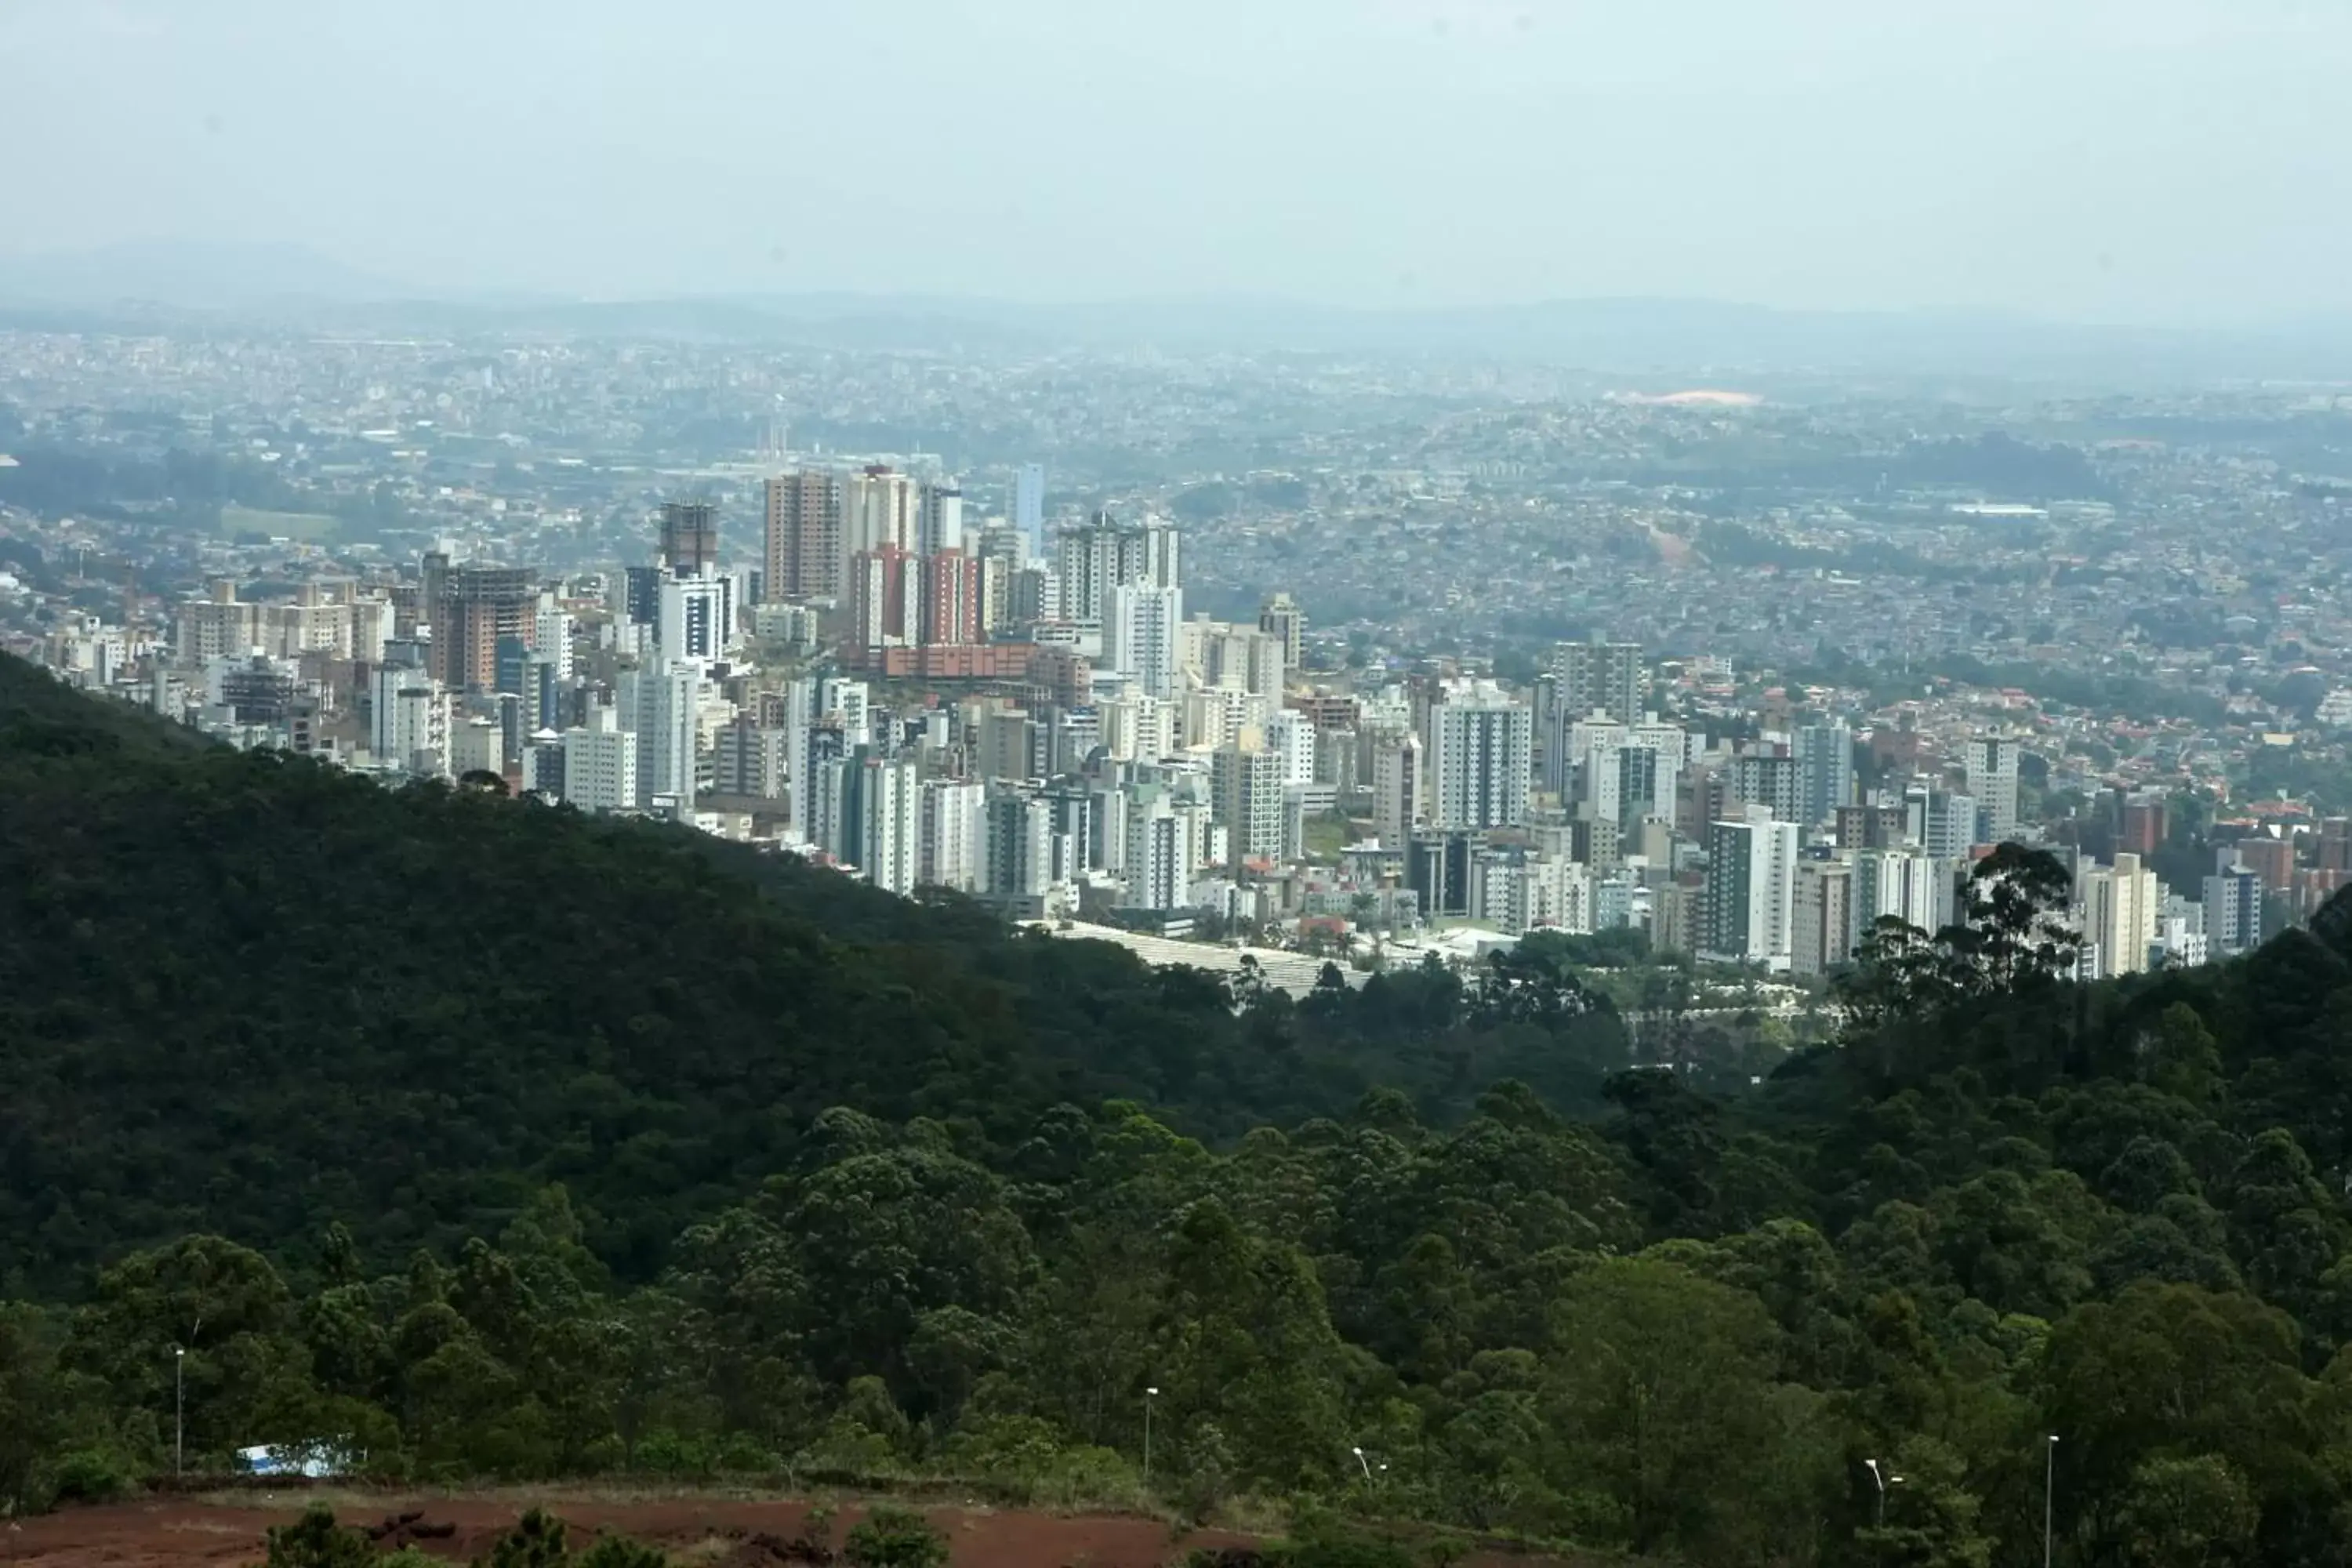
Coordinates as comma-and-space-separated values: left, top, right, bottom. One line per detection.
20, 656, 2352, 1563
0, 657, 1186, 1285
0, 655, 1633, 1291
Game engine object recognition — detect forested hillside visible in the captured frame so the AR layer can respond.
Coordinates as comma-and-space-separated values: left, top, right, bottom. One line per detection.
13, 655, 2352, 1566
0, 653, 1627, 1292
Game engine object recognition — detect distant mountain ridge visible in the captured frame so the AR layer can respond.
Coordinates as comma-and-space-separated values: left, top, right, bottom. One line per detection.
0, 239, 409, 309
4, 240, 2350, 376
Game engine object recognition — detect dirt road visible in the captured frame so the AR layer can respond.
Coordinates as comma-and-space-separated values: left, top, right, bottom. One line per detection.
2, 1493, 1249, 1568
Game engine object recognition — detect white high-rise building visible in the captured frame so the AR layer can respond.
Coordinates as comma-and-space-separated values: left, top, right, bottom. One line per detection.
844, 753, 920, 895
175, 583, 260, 667
1373, 732, 1422, 847
713, 720, 789, 799
350, 596, 392, 666
2158, 910, 2210, 968
1315, 727, 1359, 793
1966, 737, 2024, 844
1701, 805, 1798, 970
521, 730, 565, 796
985, 786, 1056, 897
782, 677, 818, 841
1472, 855, 1593, 935
1910, 786, 1980, 860
2078, 851, 2159, 977
2204, 860, 2263, 957
621, 663, 704, 807
1628, 724, 1684, 822
1056, 514, 1179, 622
920, 779, 987, 892
534, 600, 574, 680
1089, 780, 1131, 876
1568, 719, 1616, 803
655, 574, 731, 668
1851, 848, 1950, 945
1013, 463, 1046, 561
978, 706, 1040, 784
1055, 523, 1113, 624
1359, 684, 1414, 735
370, 663, 449, 777
1551, 639, 1646, 726
1575, 727, 1679, 830
818, 677, 872, 747
1573, 720, 1630, 823
841, 466, 920, 567
1103, 583, 1185, 699
1791, 859, 1855, 978
1428, 680, 1532, 831
1613, 746, 1679, 833
917, 483, 965, 556
561, 724, 638, 814
1100, 694, 1177, 763
807, 754, 851, 861
1211, 740, 1286, 873
1632, 719, 1691, 763
1120, 780, 1210, 911
1795, 721, 1856, 831
1258, 592, 1305, 670
1183, 684, 1269, 750
1265, 708, 1317, 787
1728, 753, 1800, 825
1531, 858, 1595, 935
370, 662, 421, 760
1192, 623, 1286, 703
451, 716, 503, 780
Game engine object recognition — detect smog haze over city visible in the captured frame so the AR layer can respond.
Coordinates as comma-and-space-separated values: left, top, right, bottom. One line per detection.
4, 0, 2350, 325
16, 7, 2352, 1565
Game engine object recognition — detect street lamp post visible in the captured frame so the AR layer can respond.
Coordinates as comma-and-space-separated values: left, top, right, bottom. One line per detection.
1143, 1386, 1158, 1493
2044, 1434, 2060, 1568
2042, 1439, 2060, 1568
174, 1347, 186, 1479
1864, 1459, 1904, 1528
1352, 1446, 1373, 1483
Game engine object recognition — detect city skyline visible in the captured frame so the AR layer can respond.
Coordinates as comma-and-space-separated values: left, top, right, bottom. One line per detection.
5, 2, 2350, 1544
5, 284, 2349, 992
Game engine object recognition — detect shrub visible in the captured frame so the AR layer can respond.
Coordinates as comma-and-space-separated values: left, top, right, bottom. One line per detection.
577, 1535, 668, 1568
45, 1449, 131, 1507
633, 1428, 717, 1481
258, 1507, 376, 1568
842, 1506, 949, 1568
476, 1510, 570, 1568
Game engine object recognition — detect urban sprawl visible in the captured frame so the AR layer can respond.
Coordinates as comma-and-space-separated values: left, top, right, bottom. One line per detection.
7, 325, 2350, 1011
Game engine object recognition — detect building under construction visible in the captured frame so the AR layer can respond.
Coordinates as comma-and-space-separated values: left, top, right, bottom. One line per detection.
434, 565, 535, 691
659, 501, 720, 574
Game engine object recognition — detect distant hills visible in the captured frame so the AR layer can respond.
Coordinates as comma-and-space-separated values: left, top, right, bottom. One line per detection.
0, 239, 408, 310
4, 238, 2350, 379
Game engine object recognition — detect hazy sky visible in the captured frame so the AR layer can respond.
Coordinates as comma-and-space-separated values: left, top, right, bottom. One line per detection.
2, 0, 2347, 323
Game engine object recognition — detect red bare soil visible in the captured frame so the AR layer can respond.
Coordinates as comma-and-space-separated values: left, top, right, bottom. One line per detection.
1, 1494, 1256, 1568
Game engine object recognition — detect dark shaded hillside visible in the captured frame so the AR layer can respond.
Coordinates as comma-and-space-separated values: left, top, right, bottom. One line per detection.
0, 655, 1629, 1292
23, 656, 2352, 1564
0, 653, 209, 757
0, 659, 1203, 1287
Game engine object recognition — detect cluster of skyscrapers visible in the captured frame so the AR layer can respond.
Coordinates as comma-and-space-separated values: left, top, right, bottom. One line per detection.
737, 488, 1316, 917
79, 466, 2310, 978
